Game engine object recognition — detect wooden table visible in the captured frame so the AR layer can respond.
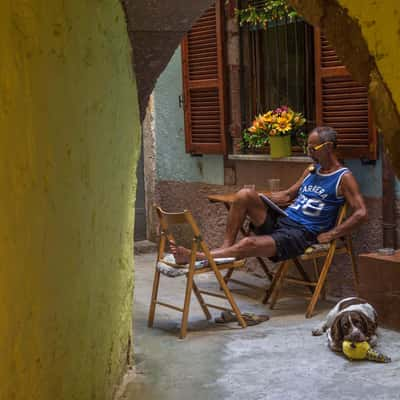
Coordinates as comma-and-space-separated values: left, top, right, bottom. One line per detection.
207, 191, 274, 282
208, 191, 269, 205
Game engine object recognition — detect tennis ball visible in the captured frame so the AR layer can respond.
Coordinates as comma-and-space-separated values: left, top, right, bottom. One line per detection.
342, 340, 391, 363
342, 340, 370, 360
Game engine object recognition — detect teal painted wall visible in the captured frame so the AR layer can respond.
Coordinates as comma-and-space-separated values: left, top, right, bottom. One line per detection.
345, 160, 382, 199
154, 47, 224, 185
345, 138, 400, 198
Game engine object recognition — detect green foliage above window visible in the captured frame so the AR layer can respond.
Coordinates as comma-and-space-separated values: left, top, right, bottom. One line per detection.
234, 0, 298, 29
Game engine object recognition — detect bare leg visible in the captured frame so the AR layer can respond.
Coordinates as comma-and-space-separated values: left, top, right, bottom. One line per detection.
221, 188, 268, 248
173, 235, 277, 264
170, 188, 271, 264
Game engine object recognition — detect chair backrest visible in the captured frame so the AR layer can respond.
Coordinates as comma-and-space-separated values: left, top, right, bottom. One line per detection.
335, 203, 348, 227
155, 207, 201, 236
155, 206, 209, 263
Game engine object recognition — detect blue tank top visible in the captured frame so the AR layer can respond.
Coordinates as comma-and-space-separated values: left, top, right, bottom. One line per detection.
285, 165, 350, 234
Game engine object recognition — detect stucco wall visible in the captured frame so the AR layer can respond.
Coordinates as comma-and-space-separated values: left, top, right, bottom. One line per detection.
338, 0, 400, 112
0, 1, 139, 399
153, 47, 224, 185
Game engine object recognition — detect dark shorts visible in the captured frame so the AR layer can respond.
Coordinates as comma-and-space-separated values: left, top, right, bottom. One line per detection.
250, 210, 318, 262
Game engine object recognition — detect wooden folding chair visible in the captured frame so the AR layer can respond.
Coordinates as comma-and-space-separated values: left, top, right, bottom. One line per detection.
148, 207, 248, 339
263, 204, 359, 318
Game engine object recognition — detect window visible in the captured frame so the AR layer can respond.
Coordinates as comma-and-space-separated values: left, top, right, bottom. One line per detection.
238, 7, 377, 160
240, 18, 316, 154
181, 1, 377, 159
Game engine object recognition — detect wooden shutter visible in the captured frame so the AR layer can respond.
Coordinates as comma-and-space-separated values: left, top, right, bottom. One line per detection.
181, 1, 227, 154
314, 27, 377, 160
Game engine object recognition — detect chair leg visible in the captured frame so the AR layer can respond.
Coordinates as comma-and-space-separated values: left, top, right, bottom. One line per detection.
306, 247, 336, 318
293, 258, 314, 294
180, 270, 195, 339
148, 269, 161, 328
180, 240, 198, 339
256, 257, 274, 281
269, 260, 291, 310
210, 265, 247, 328
199, 242, 247, 328
218, 272, 247, 328
347, 236, 359, 291
313, 259, 326, 300
224, 268, 234, 284
263, 261, 284, 304
192, 281, 212, 320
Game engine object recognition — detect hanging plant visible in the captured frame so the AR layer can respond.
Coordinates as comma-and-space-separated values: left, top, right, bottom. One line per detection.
234, 0, 298, 29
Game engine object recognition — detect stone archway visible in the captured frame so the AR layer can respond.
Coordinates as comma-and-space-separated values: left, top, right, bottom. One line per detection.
121, 0, 215, 120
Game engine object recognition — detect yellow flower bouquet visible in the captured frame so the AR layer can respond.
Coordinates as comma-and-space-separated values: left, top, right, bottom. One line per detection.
240, 106, 306, 153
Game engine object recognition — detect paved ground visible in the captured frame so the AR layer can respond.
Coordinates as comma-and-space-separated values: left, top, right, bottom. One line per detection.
120, 252, 400, 400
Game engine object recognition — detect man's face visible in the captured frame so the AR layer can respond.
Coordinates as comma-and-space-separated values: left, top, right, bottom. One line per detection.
307, 131, 330, 162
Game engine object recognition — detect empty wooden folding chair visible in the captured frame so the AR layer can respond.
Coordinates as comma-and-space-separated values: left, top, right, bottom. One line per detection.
148, 207, 248, 339
263, 203, 359, 318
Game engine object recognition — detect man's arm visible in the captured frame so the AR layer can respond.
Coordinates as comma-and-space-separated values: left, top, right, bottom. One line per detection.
268, 167, 310, 206
317, 172, 368, 244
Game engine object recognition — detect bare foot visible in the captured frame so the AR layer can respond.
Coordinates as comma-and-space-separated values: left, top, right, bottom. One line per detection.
169, 241, 192, 265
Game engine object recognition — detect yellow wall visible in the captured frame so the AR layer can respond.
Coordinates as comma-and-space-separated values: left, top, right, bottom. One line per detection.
338, 0, 400, 173
0, 1, 139, 399
338, 0, 400, 111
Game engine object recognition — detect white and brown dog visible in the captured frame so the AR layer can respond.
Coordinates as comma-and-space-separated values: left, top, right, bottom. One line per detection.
312, 297, 378, 352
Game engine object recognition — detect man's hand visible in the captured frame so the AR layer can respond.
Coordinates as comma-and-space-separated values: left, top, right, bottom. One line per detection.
317, 231, 335, 244
267, 167, 312, 206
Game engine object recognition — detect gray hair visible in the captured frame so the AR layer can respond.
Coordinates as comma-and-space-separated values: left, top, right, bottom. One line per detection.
313, 126, 337, 148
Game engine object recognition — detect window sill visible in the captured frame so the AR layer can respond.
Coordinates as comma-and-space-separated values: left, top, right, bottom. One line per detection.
228, 154, 312, 163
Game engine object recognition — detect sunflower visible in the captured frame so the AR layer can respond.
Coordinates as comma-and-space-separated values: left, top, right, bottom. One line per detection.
283, 110, 294, 121
275, 117, 292, 133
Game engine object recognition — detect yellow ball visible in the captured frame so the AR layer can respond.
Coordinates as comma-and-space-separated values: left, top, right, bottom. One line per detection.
342, 340, 370, 360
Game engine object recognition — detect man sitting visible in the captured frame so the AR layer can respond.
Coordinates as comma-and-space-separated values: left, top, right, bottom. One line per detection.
172, 126, 368, 264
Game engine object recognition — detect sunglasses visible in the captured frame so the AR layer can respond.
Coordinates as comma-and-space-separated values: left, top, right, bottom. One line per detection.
307, 141, 333, 153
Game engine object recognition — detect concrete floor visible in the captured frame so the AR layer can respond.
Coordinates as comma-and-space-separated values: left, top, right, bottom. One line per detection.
120, 252, 400, 400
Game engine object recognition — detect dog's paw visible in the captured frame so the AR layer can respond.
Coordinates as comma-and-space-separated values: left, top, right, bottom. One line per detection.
312, 328, 324, 336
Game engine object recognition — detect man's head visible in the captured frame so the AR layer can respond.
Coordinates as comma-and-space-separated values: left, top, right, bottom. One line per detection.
307, 126, 337, 163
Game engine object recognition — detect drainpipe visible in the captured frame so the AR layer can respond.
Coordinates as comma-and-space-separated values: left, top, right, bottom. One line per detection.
382, 135, 397, 249
226, 0, 242, 154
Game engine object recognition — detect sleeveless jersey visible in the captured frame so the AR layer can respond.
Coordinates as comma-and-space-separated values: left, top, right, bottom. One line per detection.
285, 165, 350, 234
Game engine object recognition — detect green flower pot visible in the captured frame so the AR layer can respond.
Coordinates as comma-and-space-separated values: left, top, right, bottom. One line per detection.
269, 135, 292, 158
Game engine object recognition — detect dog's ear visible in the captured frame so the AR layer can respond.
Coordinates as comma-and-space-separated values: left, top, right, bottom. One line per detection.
360, 313, 377, 338
330, 314, 344, 344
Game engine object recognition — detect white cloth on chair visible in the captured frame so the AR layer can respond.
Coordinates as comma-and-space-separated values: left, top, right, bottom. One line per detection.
157, 254, 236, 278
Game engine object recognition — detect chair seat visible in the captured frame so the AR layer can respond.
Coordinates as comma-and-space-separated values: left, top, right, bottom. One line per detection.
194, 259, 246, 274
157, 254, 245, 277
156, 261, 188, 277
300, 242, 347, 260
